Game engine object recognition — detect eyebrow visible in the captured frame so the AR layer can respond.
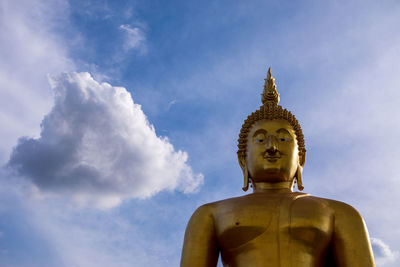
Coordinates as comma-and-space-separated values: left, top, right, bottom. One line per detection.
276, 128, 291, 134
252, 129, 267, 137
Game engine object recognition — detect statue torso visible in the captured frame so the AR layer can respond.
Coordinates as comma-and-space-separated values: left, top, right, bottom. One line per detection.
212, 192, 335, 267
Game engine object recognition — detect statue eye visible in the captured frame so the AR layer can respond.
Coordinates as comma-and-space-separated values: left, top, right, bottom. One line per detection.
254, 133, 266, 143
277, 130, 292, 142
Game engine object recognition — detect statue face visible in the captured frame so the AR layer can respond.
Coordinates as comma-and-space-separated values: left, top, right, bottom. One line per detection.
246, 119, 299, 183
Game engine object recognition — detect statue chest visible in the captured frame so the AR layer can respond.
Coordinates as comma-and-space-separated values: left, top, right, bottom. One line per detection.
214, 194, 334, 264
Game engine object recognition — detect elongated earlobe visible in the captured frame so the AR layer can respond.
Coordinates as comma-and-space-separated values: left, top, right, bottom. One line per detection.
242, 164, 249, 191
296, 165, 304, 191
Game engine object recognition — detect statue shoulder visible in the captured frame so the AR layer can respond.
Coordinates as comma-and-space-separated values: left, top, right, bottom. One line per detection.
319, 197, 362, 215
192, 196, 246, 214
188, 203, 216, 222
305, 196, 365, 223
189, 195, 250, 222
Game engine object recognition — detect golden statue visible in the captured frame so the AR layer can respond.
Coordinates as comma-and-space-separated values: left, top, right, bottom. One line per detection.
180, 68, 375, 266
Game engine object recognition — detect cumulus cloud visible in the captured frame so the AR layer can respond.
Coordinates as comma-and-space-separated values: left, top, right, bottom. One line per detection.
371, 238, 399, 266
119, 24, 146, 52
8, 72, 203, 208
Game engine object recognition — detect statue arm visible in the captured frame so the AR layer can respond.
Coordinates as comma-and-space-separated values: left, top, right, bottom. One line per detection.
331, 201, 375, 267
180, 204, 219, 267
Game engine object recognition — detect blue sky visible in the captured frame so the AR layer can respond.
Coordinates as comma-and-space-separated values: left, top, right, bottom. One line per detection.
1, 0, 400, 266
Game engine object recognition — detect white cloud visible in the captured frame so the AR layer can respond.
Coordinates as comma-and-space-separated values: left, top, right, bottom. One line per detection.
119, 24, 146, 53
8, 72, 203, 208
371, 238, 398, 266
0, 0, 74, 163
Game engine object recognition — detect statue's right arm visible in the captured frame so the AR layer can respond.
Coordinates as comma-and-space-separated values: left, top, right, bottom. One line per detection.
180, 204, 219, 267
331, 201, 375, 267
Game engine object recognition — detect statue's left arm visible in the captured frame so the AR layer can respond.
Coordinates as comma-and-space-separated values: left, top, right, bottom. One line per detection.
180, 204, 219, 267
331, 201, 375, 267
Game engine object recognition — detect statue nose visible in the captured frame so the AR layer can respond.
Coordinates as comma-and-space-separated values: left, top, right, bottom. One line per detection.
265, 135, 278, 154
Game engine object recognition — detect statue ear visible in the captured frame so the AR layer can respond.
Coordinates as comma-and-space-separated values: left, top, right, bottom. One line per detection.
295, 165, 304, 191
237, 155, 246, 170
299, 152, 306, 167
296, 152, 306, 191
238, 155, 249, 191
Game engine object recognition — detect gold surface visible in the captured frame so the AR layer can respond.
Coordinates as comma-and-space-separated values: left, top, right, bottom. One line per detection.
180, 68, 375, 267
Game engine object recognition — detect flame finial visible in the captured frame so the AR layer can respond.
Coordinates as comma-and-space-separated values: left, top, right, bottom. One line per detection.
261, 67, 280, 105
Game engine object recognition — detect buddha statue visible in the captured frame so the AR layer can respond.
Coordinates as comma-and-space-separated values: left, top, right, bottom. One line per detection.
180, 68, 375, 267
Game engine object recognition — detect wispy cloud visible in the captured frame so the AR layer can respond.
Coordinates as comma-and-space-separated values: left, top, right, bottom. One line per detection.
8, 72, 203, 208
371, 238, 398, 266
0, 0, 74, 163
119, 24, 146, 53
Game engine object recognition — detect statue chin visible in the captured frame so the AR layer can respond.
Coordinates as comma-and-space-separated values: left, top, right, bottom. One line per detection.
249, 164, 298, 186
250, 169, 295, 184
252, 176, 292, 184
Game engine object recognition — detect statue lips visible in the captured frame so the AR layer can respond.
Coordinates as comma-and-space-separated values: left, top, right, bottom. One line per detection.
264, 156, 280, 163
264, 156, 281, 163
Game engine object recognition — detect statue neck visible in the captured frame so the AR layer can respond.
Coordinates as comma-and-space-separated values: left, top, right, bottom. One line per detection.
252, 181, 294, 193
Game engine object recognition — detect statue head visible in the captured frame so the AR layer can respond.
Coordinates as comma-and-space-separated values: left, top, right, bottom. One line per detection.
237, 68, 306, 191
